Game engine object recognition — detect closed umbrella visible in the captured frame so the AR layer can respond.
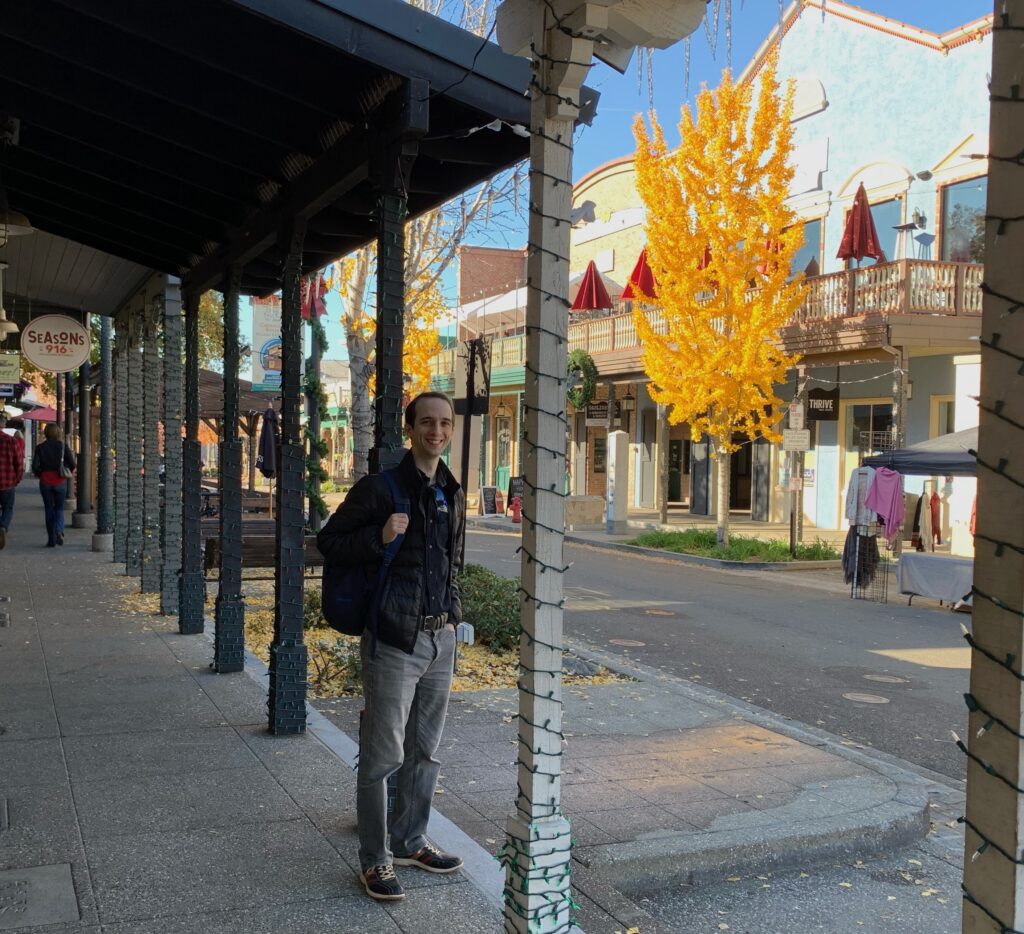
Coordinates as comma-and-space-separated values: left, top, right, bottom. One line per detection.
621, 247, 658, 300
570, 260, 614, 312
837, 182, 885, 265
256, 407, 279, 478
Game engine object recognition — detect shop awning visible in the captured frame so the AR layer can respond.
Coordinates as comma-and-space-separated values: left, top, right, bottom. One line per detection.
862, 427, 977, 476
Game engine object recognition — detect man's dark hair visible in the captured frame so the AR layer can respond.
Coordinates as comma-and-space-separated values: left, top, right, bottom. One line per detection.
404, 391, 455, 427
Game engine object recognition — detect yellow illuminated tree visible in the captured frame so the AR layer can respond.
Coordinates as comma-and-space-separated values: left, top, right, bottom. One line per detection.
632, 63, 806, 544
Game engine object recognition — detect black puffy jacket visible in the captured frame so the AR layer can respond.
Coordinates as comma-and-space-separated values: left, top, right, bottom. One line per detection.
316, 451, 465, 654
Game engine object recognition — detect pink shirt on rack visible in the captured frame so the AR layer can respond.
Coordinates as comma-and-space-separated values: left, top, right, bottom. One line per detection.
863, 467, 904, 544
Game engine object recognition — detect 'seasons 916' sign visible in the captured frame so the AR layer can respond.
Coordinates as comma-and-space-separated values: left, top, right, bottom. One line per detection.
20, 314, 91, 373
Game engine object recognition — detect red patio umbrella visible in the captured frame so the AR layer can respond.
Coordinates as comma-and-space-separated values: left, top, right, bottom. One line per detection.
570, 260, 613, 312
621, 247, 657, 300
837, 182, 885, 265
22, 405, 57, 421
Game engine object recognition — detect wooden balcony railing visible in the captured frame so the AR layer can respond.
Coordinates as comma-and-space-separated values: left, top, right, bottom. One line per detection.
431, 259, 982, 377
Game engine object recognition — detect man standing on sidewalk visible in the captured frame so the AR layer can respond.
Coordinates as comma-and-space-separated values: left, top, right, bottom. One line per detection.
0, 414, 24, 549
317, 392, 466, 902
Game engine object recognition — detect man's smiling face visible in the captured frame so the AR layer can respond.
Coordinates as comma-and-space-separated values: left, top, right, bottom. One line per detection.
406, 396, 454, 460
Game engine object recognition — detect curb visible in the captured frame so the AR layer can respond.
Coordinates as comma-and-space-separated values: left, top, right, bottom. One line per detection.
465, 517, 843, 573
565, 535, 844, 572
564, 638, 958, 890
574, 798, 930, 891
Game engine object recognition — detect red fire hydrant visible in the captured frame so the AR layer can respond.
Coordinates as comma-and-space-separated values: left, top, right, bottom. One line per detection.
510, 495, 522, 524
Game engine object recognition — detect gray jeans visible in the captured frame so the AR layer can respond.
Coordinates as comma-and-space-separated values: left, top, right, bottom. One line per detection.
357, 626, 455, 869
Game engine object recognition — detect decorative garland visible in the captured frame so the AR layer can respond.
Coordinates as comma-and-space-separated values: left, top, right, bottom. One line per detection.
565, 348, 597, 410
304, 316, 330, 524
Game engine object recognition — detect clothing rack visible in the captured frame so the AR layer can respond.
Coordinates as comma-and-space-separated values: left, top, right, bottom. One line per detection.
849, 431, 896, 603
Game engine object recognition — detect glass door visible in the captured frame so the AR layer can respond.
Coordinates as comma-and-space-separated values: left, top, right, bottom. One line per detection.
495, 415, 512, 493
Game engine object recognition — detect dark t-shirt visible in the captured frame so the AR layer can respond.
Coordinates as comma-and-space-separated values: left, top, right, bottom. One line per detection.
419, 473, 451, 618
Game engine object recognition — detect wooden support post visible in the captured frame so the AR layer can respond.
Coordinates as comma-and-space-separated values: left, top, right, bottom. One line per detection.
125, 316, 144, 577
269, 220, 308, 734
307, 316, 324, 530
74, 316, 93, 522
370, 80, 426, 474
215, 266, 245, 672
372, 189, 409, 474
141, 296, 163, 593
64, 370, 75, 510
161, 281, 183, 615
961, 4, 1024, 929
113, 322, 129, 563
93, 314, 114, 548
179, 291, 205, 634
892, 345, 908, 448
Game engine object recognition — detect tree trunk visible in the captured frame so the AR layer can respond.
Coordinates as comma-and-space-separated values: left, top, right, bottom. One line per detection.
347, 329, 374, 481
715, 443, 731, 546
657, 405, 669, 525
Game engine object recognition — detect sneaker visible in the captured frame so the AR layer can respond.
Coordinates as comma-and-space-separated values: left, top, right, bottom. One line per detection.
56, 533, 64, 546
394, 842, 464, 874
359, 864, 405, 901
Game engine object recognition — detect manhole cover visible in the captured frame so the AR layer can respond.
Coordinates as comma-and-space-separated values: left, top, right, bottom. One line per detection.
843, 692, 890, 704
645, 608, 675, 617
863, 674, 909, 684
609, 639, 646, 647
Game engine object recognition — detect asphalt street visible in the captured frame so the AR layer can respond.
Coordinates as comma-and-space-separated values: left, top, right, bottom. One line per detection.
465, 530, 969, 783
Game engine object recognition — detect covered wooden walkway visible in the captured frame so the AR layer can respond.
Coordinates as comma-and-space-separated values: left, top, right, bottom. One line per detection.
0, 0, 532, 732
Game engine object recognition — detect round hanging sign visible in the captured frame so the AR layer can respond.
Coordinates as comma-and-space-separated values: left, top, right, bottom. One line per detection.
20, 315, 91, 373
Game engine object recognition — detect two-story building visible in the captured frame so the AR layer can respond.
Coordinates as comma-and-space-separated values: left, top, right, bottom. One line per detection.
432, 0, 990, 537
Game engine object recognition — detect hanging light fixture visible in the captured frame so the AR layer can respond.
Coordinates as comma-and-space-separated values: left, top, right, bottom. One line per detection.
0, 120, 34, 248
0, 203, 32, 248
0, 262, 18, 338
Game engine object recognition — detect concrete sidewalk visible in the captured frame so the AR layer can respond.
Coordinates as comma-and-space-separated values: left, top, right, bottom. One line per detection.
0, 486, 504, 933
0, 486, 960, 933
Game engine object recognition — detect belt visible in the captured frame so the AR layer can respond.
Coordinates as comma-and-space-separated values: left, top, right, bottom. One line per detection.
420, 613, 449, 632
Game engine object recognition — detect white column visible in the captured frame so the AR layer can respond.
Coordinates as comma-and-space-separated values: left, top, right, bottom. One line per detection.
499, 8, 589, 933
495, 3, 703, 929
605, 429, 629, 533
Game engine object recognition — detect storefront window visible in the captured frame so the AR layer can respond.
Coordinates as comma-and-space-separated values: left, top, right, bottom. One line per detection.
845, 403, 894, 455
941, 176, 987, 263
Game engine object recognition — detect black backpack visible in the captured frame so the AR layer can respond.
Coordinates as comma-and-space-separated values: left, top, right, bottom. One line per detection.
321, 469, 410, 656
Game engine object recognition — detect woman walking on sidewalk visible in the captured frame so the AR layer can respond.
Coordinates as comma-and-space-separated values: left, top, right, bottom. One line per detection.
32, 424, 76, 547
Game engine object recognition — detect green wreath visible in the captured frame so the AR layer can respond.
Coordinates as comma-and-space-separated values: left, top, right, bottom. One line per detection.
566, 349, 598, 410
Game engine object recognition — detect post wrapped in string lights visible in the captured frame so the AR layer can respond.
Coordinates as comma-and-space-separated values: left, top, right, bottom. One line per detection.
495, 2, 703, 930
959, 3, 1024, 931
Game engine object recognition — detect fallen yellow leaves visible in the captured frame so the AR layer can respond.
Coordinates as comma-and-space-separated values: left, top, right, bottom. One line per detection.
125, 588, 628, 699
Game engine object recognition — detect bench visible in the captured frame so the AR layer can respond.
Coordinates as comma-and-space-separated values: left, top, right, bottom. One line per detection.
199, 490, 272, 518
203, 534, 323, 580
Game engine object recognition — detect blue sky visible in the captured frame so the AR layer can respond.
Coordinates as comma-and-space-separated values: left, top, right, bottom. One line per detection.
259, 0, 991, 371
572, 1, 991, 177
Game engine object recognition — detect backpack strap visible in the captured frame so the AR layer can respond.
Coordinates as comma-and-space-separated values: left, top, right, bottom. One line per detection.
367, 468, 412, 657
